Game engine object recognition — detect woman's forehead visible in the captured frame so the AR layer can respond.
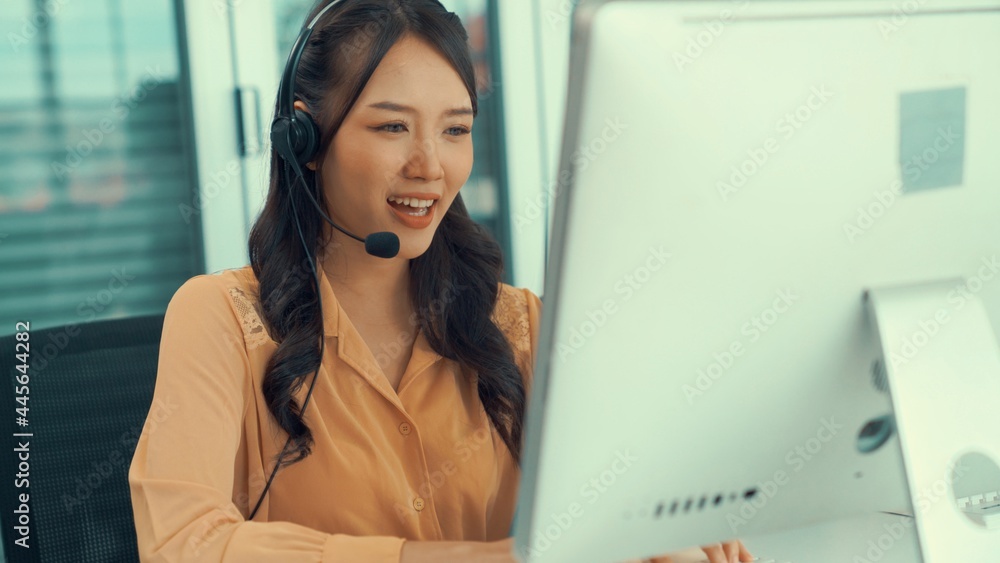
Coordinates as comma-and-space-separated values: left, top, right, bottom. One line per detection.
357, 35, 471, 110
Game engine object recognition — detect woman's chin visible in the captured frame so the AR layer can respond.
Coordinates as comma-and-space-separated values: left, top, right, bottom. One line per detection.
395, 235, 436, 260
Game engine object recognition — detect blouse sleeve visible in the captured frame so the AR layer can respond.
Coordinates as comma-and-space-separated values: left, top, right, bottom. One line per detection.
128, 276, 405, 562
522, 288, 543, 395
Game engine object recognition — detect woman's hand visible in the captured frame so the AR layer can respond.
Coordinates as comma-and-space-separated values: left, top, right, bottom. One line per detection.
696, 540, 754, 563
622, 539, 754, 563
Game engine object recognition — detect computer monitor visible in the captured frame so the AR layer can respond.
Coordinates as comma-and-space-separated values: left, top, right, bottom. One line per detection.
514, 1, 1000, 562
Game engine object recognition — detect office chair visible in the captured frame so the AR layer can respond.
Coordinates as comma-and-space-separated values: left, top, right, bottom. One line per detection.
0, 314, 164, 563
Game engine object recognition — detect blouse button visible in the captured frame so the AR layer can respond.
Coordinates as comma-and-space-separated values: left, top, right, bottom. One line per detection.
413, 497, 425, 511
399, 422, 412, 436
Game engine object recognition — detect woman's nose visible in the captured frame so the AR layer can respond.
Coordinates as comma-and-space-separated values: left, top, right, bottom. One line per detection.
402, 137, 445, 182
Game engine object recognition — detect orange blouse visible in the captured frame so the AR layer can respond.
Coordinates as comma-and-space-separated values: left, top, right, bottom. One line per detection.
128, 262, 541, 562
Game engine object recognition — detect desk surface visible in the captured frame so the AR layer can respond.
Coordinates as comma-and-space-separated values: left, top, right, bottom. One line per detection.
666, 512, 921, 563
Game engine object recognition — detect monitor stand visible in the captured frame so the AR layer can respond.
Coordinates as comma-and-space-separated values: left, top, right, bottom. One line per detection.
866, 279, 1000, 562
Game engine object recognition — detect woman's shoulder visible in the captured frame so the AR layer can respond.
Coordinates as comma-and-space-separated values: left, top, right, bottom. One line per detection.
167, 265, 270, 350
491, 283, 542, 359
170, 265, 259, 306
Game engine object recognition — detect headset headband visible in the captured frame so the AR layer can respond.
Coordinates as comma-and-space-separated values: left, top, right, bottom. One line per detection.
276, 0, 347, 121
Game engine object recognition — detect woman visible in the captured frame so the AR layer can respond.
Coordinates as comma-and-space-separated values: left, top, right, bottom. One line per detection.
128, 1, 752, 561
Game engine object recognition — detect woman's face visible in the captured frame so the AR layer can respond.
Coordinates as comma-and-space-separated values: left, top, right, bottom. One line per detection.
312, 33, 474, 260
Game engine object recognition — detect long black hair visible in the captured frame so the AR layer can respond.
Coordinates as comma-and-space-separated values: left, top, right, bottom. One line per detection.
248, 0, 525, 472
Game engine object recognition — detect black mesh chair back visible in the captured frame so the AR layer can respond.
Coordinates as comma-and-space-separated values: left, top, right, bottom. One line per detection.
0, 315, 164, 563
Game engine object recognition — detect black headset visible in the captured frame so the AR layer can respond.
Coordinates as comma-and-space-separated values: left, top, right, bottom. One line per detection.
248, 0, 398, 521
270, 2, 337, 168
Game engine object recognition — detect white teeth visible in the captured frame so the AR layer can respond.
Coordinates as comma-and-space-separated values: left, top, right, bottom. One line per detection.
389, 196, 435, 208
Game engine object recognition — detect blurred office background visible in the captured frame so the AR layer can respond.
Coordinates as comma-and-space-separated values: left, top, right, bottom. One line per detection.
0, 0, 576, 334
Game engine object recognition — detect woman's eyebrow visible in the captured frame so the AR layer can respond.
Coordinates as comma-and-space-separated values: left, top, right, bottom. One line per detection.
367, 100, 473, 117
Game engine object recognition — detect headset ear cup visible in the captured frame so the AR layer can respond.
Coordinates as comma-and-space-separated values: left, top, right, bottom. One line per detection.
270, 116, 294, 164
291, 109, 320, 166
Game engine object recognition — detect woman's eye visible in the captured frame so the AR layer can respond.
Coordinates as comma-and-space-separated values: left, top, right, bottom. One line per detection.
378, 123, 407, 133
447, 126, 471, 137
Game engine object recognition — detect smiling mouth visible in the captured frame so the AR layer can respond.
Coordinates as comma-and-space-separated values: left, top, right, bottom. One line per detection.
387, 195, 436, 216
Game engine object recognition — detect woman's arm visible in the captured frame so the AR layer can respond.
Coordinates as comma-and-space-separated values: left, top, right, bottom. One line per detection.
128, 276, 404, 562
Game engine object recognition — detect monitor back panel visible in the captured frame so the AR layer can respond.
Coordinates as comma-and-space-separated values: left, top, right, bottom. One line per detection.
516, 1, 1000, 562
